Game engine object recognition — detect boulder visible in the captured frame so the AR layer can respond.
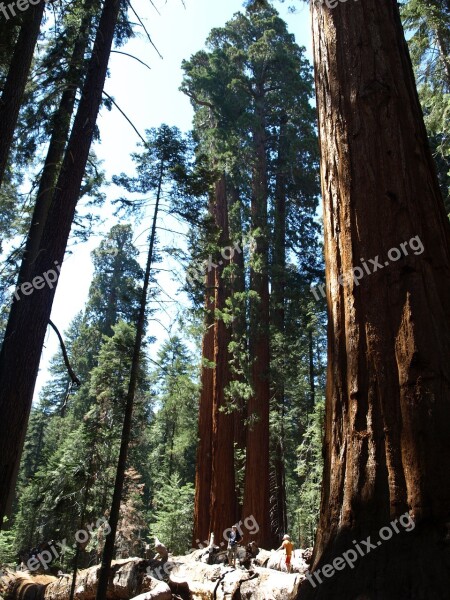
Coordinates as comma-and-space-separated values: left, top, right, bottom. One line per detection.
168, 559, 303, 600
266, 549, 310, 574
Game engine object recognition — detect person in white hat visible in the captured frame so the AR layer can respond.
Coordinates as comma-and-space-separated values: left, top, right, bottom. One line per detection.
276, 534, 294, 573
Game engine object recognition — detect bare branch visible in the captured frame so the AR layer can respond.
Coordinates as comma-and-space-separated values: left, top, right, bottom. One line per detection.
48, 320, 81, 386
111, 50, 152, 71
102, 91, 147, 146
126, 0, 163, 59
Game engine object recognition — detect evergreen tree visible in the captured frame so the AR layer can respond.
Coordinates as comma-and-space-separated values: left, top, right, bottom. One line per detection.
151, 474, 194, 556
148, 336, 199, 487
182, 2, 320, 548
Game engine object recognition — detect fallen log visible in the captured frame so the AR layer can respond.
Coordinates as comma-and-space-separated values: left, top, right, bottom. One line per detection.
0, 559, 170, 600
1, 571, 56, 600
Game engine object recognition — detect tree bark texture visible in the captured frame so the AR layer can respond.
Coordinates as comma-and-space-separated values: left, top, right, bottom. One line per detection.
0, 0, 121, 529
2, 1, 96, 522
299, 1, 450, 598
192, 210, 216, 547
229, 185, 247, 511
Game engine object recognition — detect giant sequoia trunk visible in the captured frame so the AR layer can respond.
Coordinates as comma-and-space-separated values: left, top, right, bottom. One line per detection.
193, 176, 237, 546
299, 1, 450, 598
242, 93, 274, 549
0, 1, 45, 187
0, 0, 121, 528
209, 175, 237, 544
192, 205, 216, 548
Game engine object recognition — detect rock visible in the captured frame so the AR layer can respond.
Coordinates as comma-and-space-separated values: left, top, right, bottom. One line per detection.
128, 578, 171, 600
240, 567, 303, 599
253, 548, 272, 567
153, 539, 168, 563
168, 558, 303, 600
266, 549, 310, 574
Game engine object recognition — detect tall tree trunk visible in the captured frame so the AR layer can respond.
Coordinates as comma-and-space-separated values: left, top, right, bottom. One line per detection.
95, 160, 163, 600
299, 1, 450, 598
0, 0, 121, 529
0, 2, 45, 187
209, 174, 237, 544
192, 209, 215, 548
270, 115, 288, 541
23, 0, 97, 276
2, 8, 96, 520
242, 93, 274, 549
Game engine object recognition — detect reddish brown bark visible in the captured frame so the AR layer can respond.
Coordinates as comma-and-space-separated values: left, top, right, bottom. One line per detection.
209, 175, 237, 544
299, 1, 450, 597
192, 254, 215, 548
242, 93, 274, 549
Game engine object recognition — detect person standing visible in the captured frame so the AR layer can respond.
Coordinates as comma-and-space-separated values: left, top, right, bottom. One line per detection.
277, 534, 294, 573
227, 525, 242, 567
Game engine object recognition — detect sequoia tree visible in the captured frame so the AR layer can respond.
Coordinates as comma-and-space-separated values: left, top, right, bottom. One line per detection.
299, 0, 450, 598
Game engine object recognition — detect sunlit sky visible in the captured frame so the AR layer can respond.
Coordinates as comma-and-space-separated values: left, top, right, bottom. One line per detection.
34, 0, 314, 399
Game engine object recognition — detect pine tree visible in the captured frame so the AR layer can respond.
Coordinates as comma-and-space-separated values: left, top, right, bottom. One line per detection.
151, 474, 194, 556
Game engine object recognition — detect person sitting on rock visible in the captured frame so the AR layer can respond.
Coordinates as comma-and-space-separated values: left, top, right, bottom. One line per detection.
227, 525, 242, 568
276, 534, 294, 573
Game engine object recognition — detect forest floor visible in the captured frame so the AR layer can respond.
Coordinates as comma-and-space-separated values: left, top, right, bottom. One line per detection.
0, 545, 312, 599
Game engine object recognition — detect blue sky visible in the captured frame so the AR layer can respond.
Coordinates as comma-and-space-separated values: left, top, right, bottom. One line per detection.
34, 0, 314, 398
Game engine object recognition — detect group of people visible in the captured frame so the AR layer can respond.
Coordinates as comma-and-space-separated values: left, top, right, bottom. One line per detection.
226, 525, 294, 573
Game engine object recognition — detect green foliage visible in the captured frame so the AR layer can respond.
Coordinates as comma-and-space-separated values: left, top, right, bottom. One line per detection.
148, 337, 199, 487
150, 474, 194, 555
294, 398, 325, 547
0, 521, 16, 566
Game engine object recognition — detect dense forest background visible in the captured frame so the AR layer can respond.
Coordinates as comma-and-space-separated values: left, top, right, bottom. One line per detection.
0, 0, 449, 583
